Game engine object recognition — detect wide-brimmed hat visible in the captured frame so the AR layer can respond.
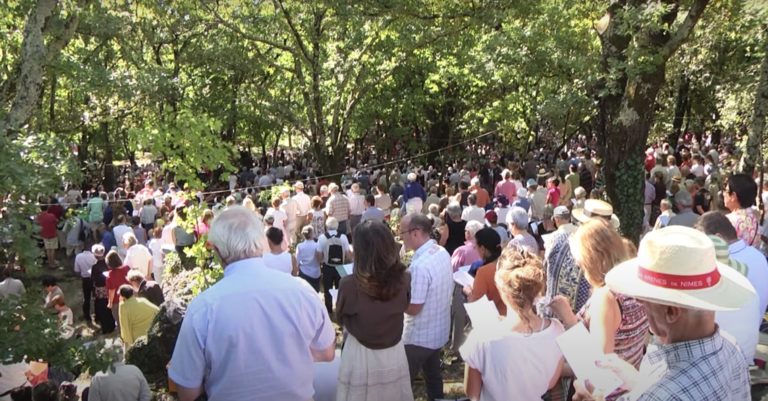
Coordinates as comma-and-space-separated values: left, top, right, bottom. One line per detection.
537, 168, 551, 179
605, 226, 755, 311
572, 199, 620, 228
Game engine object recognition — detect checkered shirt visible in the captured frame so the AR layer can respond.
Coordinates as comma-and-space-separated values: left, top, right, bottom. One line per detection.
325, 193, 350, 222
403, 240, 454, 350
623, 329, 750, 401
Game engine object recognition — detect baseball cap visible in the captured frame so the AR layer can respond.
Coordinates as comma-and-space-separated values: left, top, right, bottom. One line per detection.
553, 206, 570, 219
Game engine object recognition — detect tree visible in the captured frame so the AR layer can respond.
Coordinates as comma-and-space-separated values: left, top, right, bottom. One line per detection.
595, 0, 710, 242
739, 24, 768, 175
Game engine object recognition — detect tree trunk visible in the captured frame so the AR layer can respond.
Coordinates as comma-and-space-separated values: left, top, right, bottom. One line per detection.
668, 75, 689, 146
596, 0, 710, 243
1, 0, 57, 137
739, 27, 768, 175
101, 122, 116, 191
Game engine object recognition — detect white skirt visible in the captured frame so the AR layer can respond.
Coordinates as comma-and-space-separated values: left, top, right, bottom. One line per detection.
336, 335, 414, 401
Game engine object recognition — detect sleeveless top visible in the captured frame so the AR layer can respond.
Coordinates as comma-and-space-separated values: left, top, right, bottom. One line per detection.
262, 252, 293, 275
577, 290, 648, 401
445, 218, 467, 255
310, 210, 326, 236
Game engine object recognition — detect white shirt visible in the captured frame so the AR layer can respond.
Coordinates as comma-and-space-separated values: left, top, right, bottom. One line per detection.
403, 240, 453, 349
113, 224, 133, 258
0, 277, 26, 299
293, 191, 311, 217
139, 205, 158, 225
716, 265, 759, 362
460, 319, 564, 401
228, 174, 238, 191
729, 239, 768, 322
346, 192, 365, 216
266, 208, 287, 230
316, 230, 351, 265
125, 245, 153, 279
148, 239, 164, 284
281, 198, 299, 225
296, 240, 321, 279
691, 163, 706, 178
169, 258, 335, 401
74, 251, 97, 278
462, 205, 485, 224
263, 251, 293, 275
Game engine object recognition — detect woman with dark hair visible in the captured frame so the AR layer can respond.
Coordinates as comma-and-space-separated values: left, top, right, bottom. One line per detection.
105, 250, 130, 329
725, 173, 760, 246
91, 245, 116, 333
466, 228, 506, 314
335, 220, 413, 401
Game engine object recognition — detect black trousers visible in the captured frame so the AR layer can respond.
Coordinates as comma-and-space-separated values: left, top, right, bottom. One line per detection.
299, 271, 321, 292
81, 277, 93, 321
321, 264, 341, 316
405, 345, 444, 401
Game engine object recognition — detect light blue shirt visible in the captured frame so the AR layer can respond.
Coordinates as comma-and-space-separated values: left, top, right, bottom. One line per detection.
169, 257, 335, 401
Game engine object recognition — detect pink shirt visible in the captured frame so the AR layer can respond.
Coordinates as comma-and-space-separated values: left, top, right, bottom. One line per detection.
494, 180, 517, 202
547, 187, 560, 206
450, 242, 482, 272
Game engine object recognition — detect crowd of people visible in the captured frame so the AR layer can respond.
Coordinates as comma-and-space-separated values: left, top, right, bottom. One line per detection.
1, 131, 766, 401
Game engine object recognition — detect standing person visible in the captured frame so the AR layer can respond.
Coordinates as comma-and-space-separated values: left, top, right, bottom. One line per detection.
309, 196, 327, 236
374, 185, 392, 218
87, 346, 152, 401
105, 250, 130, 329
90, 245, 115, 333
439, 203, 467, 256
360, 194, 385, 224
316, 217, 353, 317
460, 249, 564, 401
169, 206, 335, 401
326, 183, 351, 235
550, 220, 649, 401
545, 177, 560, 207
118, 285, 160, 347
347, 183, 365, 234
112, 215, 132, 259
466, 228, 505, 314
399, 214, 453, 401
280, 188, 299, 246
293, 181, 312, 235
336, 221, 413, 401
296, 226, 321, 291
469, 178, 490, 209
461, 194, 485, 223
403, 173, 427, 216
263, 227, 299, 275
123, 232, 153, 279
724, 173, 761, 247
147, 226, 165, 284
576, 226, 753, 401
74, 245, 97, 323
494, 170, 517, 204
87, 191, 106, 237
127, 270, 164, 307
139, 199, 157, 231
37, 206, 59, 268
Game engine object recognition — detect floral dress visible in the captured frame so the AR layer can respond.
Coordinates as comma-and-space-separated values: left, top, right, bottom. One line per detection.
728, 208, 760, 247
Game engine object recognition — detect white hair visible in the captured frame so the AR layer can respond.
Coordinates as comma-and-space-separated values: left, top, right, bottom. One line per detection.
465, 220, 484, 236
470, 177, 480, 186
209, 206, 265, 264
446, 202, 462, 220
123, 232, 137, 247
328, 183, 339, 193
325, 217, 339, 230
507, 206, 529, 230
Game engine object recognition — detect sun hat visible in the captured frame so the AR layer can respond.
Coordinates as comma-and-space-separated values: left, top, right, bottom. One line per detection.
572, 199, 620, 228
91, 244, 105, 257
605, 226, 755, 311
537, 168, 551, 179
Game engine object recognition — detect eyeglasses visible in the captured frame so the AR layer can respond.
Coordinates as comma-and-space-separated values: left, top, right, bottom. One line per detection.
399, 228, 416, 236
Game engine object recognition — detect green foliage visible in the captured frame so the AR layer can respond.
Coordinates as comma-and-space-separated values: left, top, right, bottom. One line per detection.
0, 292, 118, 375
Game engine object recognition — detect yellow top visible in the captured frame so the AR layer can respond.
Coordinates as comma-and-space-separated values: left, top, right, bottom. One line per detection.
119, 296, 160, 346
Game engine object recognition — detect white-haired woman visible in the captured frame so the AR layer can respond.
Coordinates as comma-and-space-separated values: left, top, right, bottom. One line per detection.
506, 207, 539, 254
439, 203, 467, 255
402, 173, 426, 216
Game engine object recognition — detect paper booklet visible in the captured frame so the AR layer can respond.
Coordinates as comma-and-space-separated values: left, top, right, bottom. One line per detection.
555, 322, 622, 396
464, 295, 500, 329
334, 264, 354, 277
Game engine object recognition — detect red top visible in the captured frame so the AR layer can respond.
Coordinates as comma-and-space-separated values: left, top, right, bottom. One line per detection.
37, 211, 58, 239
48, 204, 65, 220
106, 266, 131, 305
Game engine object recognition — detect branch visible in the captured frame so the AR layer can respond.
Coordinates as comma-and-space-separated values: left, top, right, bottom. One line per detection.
660, 0, 710, 60
45, 14, 80, 64
273, 0, 313, 63
201, 2, 296, 54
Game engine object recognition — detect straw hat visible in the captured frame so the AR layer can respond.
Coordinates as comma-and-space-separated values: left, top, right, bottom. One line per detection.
605, 226, 755, 311
572, 199, 620, 229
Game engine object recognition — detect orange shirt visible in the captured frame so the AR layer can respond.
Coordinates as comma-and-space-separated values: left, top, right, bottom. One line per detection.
472, 187, 491, 209
470, 261, 506, 316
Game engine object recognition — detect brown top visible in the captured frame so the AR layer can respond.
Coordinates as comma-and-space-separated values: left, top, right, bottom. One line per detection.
337, 272, 411, 350
471, 261, 506, 316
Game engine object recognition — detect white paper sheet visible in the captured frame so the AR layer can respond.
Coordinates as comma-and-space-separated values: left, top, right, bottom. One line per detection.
335, 264, 354, 277
555, 323, 622, 395
464, 295, 500, 329
457, 265, 471, 273
329, 289, 339, 305
453, 270, 475, 288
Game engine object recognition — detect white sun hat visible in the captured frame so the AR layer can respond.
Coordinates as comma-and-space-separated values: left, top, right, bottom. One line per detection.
572, 199, 620, 229
605, 226, 755, 311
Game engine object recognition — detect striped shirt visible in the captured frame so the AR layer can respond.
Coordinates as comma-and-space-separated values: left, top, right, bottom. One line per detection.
621, 329, 750, 401
325, 193, 350, 222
